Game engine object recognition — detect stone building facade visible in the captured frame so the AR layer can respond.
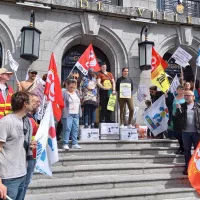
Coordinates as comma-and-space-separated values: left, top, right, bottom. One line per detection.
0, 0, 200, 123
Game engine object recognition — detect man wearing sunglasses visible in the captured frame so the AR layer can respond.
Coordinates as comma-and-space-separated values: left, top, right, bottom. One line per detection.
17, 69, 38, 92
176, 90, 200, 175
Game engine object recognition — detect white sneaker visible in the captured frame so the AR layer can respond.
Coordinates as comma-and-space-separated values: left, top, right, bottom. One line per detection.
120, 124, 125, 128
127, 124, 135, 129
63, 144, 69, 150
72, 144, 82, 149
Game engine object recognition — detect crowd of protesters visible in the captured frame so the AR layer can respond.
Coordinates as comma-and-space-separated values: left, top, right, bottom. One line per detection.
0, 61, 200, 199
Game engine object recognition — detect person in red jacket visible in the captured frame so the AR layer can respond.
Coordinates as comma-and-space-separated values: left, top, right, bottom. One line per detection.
0, 68, 14, 119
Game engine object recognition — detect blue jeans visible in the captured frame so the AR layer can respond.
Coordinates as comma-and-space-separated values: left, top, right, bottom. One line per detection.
22, 159, 36, 200
1, 175, 25, 200
182, 131, 200, 168
83, 104, 96, 125
62, 114, 79, 145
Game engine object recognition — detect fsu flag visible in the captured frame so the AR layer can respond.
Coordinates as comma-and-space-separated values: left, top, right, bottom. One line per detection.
35, 101, 59, 176
75, 44, 100, 75
188, 142, 200, 194
44, 53, 64, 121
151, 47, 170, 93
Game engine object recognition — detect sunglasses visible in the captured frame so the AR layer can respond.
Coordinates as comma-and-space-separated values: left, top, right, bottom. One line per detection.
30, 72, 37, 75
184, 95, 194, 97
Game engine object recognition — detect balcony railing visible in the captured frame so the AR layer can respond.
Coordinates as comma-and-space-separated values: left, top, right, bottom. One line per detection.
157, 0, 200, 17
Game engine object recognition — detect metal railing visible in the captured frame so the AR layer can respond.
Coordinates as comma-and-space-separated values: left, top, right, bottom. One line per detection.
157, 0, 200, 17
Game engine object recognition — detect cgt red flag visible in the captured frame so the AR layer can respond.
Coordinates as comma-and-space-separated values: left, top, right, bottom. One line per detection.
75, 44, 100, 75
188, 141, 200, 194
44, 53, 64, 121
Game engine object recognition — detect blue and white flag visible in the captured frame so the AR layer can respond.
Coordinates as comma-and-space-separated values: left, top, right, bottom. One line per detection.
196, 49, 200, 67
144, 95, 169, 136
35, 101, 59, 176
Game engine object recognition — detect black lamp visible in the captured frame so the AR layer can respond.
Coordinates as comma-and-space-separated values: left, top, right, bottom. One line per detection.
138, 26, 154, 70
20, 10, 41, 61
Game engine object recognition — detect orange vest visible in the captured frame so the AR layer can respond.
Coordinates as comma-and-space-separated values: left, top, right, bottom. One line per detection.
0, 86, 14, 119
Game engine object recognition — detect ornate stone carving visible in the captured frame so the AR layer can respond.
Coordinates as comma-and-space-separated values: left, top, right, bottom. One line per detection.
80, 12, 102, 35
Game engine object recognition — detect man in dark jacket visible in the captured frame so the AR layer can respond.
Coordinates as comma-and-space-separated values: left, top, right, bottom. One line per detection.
176, 90, 200, 175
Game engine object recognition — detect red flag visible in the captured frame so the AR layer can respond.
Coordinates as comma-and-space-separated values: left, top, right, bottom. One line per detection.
44, 53, 64, 121
188, 141, 200, 194
152, 47, 168, 72
75, 44, 100, 75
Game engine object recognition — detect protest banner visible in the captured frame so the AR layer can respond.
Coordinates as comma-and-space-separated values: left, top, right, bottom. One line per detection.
137, 85, 148, 102
171, 47, 192, 67
169, 74, 180, 93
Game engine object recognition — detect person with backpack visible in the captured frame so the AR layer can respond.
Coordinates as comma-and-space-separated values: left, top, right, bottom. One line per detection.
116, 68, 134, 128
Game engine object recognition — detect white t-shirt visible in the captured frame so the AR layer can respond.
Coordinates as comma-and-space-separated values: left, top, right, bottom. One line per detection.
0, 84, 7, 101
0, 114, 27, 179
68, 92, 80, 114
184, 103, 197, 132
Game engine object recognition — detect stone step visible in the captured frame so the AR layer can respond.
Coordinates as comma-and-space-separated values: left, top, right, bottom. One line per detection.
58, 146, 179, 156
25, 185, 197, 200
164, 198, 199, 200
58, 139, 179, 149
54, 154, 184, 166
28, 173, 189, 194
33, 163, 185, 179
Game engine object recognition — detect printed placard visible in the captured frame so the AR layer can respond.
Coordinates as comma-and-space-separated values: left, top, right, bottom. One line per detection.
107, 94, 116, 111
100, 123, 119, 140
120, 128, 138, 140
80, 129, 99, 141
120, 83, 131, 98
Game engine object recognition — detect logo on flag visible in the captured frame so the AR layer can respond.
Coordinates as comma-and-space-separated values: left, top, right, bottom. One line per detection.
44, 53, 64, 121
35, 101, 59, 176
75, 44, 100, 75
188, 142, 200, 194
144, 95, 169, 136
151, 47, 170, 93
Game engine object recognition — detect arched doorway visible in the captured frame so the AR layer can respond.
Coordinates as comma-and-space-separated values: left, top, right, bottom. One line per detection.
61, 44, 110, 83
0, 43, 2, 68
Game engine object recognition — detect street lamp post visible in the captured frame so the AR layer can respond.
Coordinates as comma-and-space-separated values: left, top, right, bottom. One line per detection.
20, 10, 42, 61
138, 26, 154, 70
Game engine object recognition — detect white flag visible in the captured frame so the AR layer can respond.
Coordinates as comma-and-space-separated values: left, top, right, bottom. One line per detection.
7, 50, 19, 71
169, 75, 180, 93
171, 47, 192, 67
197, 49, 200, 67
35, 101, 59, 176
144, 95, 169, 136
137, 85, 148, 102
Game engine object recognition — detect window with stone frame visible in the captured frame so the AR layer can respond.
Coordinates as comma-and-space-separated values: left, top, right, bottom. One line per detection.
157, 0, 200, 18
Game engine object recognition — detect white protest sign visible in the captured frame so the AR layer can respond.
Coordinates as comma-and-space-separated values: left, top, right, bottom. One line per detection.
137, 85, 148, 102
171, 47, 192, 67
169, 75, 180, 93
31, 82, 45, 104
7, 50, 19, 71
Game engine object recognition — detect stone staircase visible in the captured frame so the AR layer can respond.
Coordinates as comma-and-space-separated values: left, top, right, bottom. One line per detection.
25, 139, 200, 200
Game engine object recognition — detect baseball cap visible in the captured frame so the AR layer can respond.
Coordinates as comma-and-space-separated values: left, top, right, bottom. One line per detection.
0, 68, 14, 75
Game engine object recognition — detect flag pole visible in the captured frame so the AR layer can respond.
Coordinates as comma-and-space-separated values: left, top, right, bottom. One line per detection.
66, 65, 76, 79
193, 65, 198, 92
